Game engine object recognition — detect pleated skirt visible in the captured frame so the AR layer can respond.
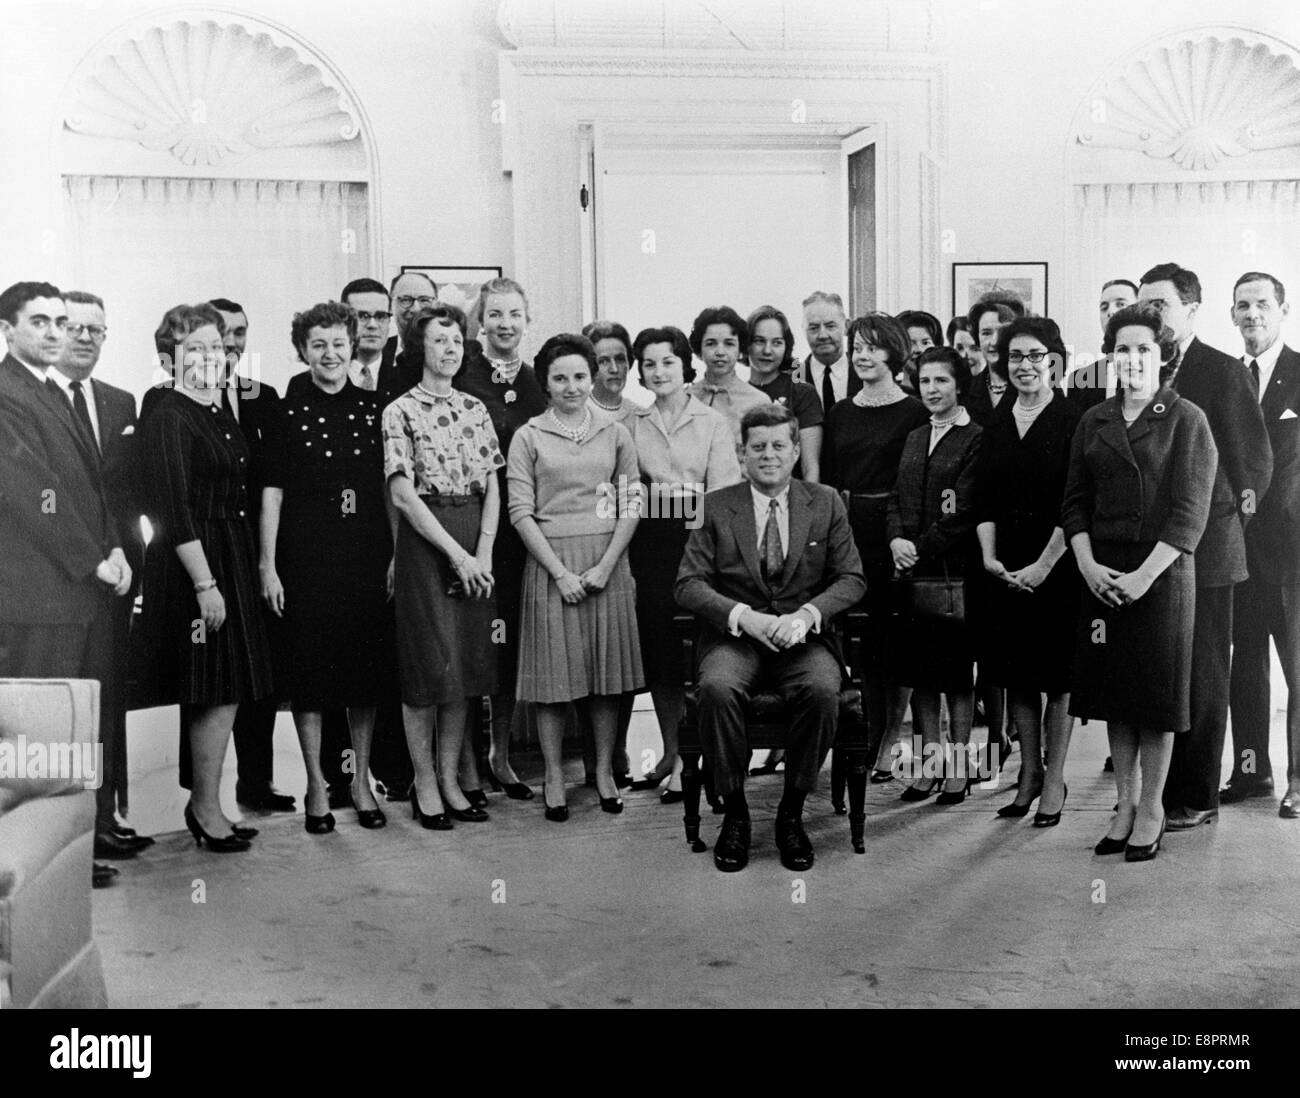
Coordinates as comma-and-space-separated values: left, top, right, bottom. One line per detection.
516, 532, 644, 704
394, 497, 500, 706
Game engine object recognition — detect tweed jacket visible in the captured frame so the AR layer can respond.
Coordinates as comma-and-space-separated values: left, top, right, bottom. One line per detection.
886, 419, 983, 576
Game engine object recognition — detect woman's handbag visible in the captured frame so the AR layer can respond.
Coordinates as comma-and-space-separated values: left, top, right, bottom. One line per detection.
895, 564, 965, 625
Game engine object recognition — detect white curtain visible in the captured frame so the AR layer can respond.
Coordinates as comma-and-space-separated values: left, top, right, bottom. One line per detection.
62, 175, 370, 400
1071, 179, 1300, 356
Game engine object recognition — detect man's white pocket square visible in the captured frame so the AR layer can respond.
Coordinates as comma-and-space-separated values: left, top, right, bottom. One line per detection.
1282, 408, 1298, 420
121, 425, 135, 435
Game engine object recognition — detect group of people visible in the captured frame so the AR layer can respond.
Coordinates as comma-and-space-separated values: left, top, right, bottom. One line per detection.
0, 259, 1295, 882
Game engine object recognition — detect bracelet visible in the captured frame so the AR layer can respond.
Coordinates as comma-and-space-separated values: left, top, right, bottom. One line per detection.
194, 578, 218, 593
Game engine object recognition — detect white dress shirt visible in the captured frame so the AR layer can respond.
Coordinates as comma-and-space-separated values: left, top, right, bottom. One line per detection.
349, 358, 381, 391
48, 368, 101, 447
1245, 338, 1286, 404
725, 483, 823, 637
808, 354, 850, 404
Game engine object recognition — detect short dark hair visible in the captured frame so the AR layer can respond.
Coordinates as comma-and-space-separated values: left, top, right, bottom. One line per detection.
632, 326, 696, 384
208, 297, 245, 317
993, 317, 1068, 385
689, 305, 749, 358
967, 299, 1021, 335
1233, 271, 1286, 305
945, 315, 972, 345
291, 301, 358, 363
740, 401, 799, 445
896, 310, 943, 350
535, 333, 596, 386
1102, 304, 1180, 371
64, 290, 105, 310
744, 305, 795, 372
917, 345, 972, 397
846, 312, 911, 373
582, 320, 633, 362
390, 271, 438, 296
154, 303, 224, 362
1101, 278, 1138, 297
0, 281, 63, 325
340, 278, 389, 302
404, 305, 469, 377
1139, 262, 1202, 305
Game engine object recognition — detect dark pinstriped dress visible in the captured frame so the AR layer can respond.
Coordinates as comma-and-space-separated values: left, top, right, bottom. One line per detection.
132, 389, 272, 707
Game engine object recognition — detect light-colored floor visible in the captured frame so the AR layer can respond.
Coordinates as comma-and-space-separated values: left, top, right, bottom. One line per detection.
94, 706, 1300, 1008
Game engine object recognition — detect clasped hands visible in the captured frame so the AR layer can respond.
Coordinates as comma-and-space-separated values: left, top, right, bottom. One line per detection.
983, 556, 1050, 593
453, 552, 495, 599
1079, 560, 1152, 608
95, 548, 132, 597
738, 607, 813, 652
554, 561, 612, 605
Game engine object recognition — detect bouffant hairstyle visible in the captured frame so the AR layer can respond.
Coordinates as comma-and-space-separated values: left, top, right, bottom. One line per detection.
846, 312, 911, 373
744, 305, 795, 372
535, 332, 597, 386
291, 301, 358, 363
917, 345, 973, 398
404, 305, 469, 377
689, 305, 749, 358
993, 317, 1068, 385
473, 276, 530, 326
582, 320, 634, 362
632, 326, 696, 384
1101, 304, 1180, 367
154, 303, 225, 361
897, 309, 943, 350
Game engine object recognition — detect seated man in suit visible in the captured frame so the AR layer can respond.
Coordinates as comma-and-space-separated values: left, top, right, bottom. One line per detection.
675, 403, 865, 872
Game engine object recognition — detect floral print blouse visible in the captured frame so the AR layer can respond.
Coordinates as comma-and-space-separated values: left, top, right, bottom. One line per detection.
382, 385, 505, 496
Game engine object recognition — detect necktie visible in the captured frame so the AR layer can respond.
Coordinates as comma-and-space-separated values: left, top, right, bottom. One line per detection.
68, 379, 98, 453
820, 362, 836, 412
45, 377, 98, 467
358, 363, 375, 392
1248, 359, 1260, 399
761, 498, 784, 585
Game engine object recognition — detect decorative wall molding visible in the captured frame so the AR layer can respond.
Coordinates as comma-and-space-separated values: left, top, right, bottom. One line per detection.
63, 19, 360, 168
1073, 29, 1300, 172
496, 0, 937, 53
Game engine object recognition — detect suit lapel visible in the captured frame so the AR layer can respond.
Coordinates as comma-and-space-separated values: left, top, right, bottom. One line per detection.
1264, 347, 1300, 419
778, 481, 812, 591
728, 487, 767, 594
1094, 399, 1137, 467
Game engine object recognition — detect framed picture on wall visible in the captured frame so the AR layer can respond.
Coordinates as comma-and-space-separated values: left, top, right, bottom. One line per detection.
952, 261, 1048, 319
400, 265, 503, 338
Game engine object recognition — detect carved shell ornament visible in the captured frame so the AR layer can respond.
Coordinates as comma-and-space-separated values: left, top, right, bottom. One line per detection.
1076, 37, 1300, 170
64, 21, 360, 167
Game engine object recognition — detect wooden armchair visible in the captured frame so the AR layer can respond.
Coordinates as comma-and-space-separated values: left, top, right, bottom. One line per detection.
673, 610, 872, 855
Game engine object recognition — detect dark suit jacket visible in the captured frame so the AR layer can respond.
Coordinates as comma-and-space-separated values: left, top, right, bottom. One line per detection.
674, 479, 866, 660
91, 378, 144, 578
0, 354, 114, 624
887, 420, 983, 575
1061, 387, 1217, 555
1247, 344, 1300, 585
1065, 357, 1110, 413
1171, 336, 1273, 587
963, 372, 1008, 428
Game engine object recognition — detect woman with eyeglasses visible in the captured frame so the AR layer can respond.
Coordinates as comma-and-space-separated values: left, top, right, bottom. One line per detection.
973, 318, 1081, 827
1063, 304, 1216, 861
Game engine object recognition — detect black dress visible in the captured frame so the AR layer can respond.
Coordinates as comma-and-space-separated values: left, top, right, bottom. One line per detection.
264, 379, 392, 709
453, 345, 548, 685
972, 390, 1081, 694
750, 371, 823, 480
133, 390, 272, 707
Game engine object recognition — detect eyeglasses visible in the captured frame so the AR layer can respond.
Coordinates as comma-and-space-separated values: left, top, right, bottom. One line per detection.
354, 311, 391, 325
1006, 350, 1050, 365
67, 324, 108, 340
394, 296, 437, 309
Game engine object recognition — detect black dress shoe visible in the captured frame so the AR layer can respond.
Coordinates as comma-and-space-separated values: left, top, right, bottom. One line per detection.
936, 780, 971, 807
230, 824, 258, 840
1094, 832, 1130, 856
900, 779, 938, 802
110, 826, 155, 848
1103, 755, 1114, 773
1280, 791, 1300, 819
410, 789, 453, 830
599, 796, 624, 814
629, 776, 662, 791
448, 804, 489, 823
1032, 784, 1067, 828
305, 811, 336, 835
92, 863, 119, 888
775, 815, 814, 871
713, 815, 751, 872
996, 794, 1037, 818
183, 803, 252, 853
1124, 816, 1167, 862
1219, 777, 1274, 804
379, 781, 411, 803
543, 783, 568, 823
464, 788, 489, 809
1166, 805, 1218, 830
869, 769, 895, 784
614, 771, 634, 790
356, 807, 387, 829
94, 830, 141, 860
659, 788, 684, 805
236, 784, 297, 812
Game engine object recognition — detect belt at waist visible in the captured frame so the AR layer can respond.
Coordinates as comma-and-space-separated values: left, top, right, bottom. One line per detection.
419, 493, 480, 508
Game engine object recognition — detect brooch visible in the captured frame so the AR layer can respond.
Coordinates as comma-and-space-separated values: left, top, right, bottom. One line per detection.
1153, 402, 1166, 414
504, 390, 517, 404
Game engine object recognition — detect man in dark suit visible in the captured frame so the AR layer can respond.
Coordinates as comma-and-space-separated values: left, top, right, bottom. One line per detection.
796, 291, 859, 408
382, 271, 438, 390
0, 281, 135, 888
165, 299, 295, 812
50, 290, 154, 860
1136, 264, 1273, 830
1227, 272, 1300, 817
1066, 278, 1137, 410
675, 403, 865, 872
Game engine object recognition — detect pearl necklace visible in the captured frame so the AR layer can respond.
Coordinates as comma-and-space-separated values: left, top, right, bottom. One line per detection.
549, 406, 591, 442
853, 384, 906, 408
930, 408, 963, 428
590, 394, 622, 412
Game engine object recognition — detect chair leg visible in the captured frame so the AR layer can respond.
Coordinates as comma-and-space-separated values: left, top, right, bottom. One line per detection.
681, 752, 706, 853
847, 747, 868, 854
831, 747, 848, 815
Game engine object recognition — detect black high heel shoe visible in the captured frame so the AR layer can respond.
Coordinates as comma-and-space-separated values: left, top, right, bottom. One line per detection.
231, 823, 259, 839
448, 803, 490, 823
900, 778, 939, 802
1094, 830, 1132, 855
600, 796, 624, 814
869, 769, 895, 784
1124, 814, 1166, 862
935, 778, 971, 806
305, 811, 336, 834
464, 788, 489, 809
411, 788, 453, 831
1032, 784, 1068, 828
183, 803, 251, 853
543, 782, 569, 823
995, 794, 1038, 819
